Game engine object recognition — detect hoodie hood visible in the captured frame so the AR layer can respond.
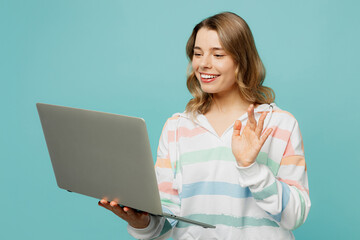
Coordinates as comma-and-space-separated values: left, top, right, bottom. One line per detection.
177, 103, 277, 119
174, 103, 278, 137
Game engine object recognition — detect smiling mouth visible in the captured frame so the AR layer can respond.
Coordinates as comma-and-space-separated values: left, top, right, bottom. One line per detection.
199, 73, 220, 83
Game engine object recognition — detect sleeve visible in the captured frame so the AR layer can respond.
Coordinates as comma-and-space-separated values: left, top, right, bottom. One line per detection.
236, 118, 311, 230
127, 118, 181, 239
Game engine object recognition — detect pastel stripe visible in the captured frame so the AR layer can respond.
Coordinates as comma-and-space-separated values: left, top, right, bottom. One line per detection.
280, 181, 291, 211
266, 181, 290, 222
176, 214, 279, 228
159, 182, 178, 196
277, 177, 309, 195
280, 155, 305, 167
283, 140, 295, 157
161, 198, 179, 207
267, 212, 281, 223
168, 127, 207, 142
269, 126, 291, 142
264, 126, 295, 157
256, 152, 280, 176
252, 181, 278, 200
293, 188, 306, 230
155, 158, 172, 168
179, 148, 288, 177
181, 181, 251, 199
272, 110, 295, 119
179, 146, 235, 166
152, 219, 172, 239
301, 140, 304, 152
179, 148, 280, 176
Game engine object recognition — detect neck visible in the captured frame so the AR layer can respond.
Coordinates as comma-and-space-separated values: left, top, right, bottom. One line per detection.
210, 85, 252, 114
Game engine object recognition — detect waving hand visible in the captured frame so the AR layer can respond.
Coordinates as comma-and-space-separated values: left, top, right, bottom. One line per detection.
231, 104, 273, 167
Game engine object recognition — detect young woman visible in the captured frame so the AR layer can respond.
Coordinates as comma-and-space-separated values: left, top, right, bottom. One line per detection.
99, 12, 311, 239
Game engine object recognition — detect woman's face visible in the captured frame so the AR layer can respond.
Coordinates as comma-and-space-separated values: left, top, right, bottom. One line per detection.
192, 28, 238, 95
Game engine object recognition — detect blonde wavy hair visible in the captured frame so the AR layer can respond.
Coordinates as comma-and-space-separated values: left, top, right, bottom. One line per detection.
185, 12, 275, 116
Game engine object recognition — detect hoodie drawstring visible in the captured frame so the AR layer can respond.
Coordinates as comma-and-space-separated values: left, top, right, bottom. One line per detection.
262, 103, 274, 131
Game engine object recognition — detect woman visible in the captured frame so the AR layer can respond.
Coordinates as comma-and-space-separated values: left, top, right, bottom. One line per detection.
99, 12, 311, 239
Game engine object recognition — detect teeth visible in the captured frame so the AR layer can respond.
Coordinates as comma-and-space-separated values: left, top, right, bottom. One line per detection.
201, 74, 218, 79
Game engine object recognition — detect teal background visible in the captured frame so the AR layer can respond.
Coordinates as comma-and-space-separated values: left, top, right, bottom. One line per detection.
1, 0, 359, 239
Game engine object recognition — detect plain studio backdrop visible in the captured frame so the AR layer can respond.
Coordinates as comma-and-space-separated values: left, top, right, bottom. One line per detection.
1, 0, 359, 239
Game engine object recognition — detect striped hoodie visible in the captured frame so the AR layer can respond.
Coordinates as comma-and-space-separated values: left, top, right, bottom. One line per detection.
128, 103, 311, 240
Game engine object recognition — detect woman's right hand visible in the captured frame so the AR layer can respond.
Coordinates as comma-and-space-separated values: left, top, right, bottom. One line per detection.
98, 199, 150, 229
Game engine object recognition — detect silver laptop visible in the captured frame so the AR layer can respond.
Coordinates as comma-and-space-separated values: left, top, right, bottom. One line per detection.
36, 103, 215, 229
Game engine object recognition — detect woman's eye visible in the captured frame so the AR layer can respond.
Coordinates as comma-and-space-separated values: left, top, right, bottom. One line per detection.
214, 54, 224, 58
194, 53, 202, 56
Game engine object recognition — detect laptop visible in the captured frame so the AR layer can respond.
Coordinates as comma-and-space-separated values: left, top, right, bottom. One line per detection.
36, 103, 215, 229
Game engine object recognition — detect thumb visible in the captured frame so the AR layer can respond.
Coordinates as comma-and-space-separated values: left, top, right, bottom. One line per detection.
232, 120, 242, 137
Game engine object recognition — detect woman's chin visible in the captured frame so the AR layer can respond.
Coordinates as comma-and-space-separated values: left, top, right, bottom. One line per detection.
200, 87, 217, 94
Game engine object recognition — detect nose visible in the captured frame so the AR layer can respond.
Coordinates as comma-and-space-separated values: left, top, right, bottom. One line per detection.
200, 54, 212, 69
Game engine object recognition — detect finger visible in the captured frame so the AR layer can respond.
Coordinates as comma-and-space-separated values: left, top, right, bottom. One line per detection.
255, 112, 268, 137
110, 201, 124, 211
110, 201, 127, 217
98, 203, 113, 211
260, 128, 273, 146
232, 120, 242, 137
123, 207, 135, 217
125, 207, 149, 217
246, 104, 256, 130
124, 207, 145, 221
98, 199, 112, 210
110, 200, 118, 207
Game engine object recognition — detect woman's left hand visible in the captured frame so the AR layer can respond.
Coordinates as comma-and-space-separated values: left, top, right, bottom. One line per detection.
231, 104, 273, 167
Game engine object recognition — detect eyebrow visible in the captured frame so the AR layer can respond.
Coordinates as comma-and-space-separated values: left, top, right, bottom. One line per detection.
194, 46, 224, 51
